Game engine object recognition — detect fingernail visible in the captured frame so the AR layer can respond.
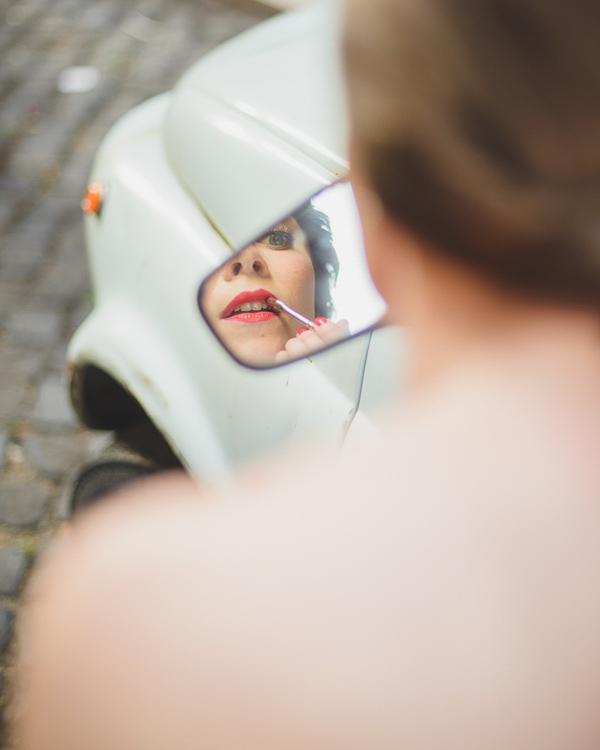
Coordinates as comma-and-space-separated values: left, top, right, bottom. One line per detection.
297, 327, 309, 335
314, 317, 328, 326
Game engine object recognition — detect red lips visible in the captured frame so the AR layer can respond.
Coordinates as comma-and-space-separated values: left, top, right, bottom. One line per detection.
221, 288, 277, 319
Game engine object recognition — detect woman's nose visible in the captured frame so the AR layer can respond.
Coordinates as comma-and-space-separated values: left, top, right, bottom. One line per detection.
224, 245, 268, 280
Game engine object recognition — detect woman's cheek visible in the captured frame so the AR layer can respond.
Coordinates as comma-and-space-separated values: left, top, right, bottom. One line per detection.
201, 277, 222, 326
282, 255, 316, 316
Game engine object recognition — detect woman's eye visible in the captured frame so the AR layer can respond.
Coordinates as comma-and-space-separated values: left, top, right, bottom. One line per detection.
257, 229, 295, 250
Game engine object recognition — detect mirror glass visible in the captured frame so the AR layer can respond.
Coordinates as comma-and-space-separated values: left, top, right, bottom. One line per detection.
198, 182, 386, 368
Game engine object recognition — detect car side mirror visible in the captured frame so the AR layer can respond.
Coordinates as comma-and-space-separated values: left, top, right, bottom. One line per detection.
198, 182, 386, 368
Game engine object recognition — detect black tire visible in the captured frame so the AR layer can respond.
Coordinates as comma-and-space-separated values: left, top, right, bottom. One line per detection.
70, 420, 182, 515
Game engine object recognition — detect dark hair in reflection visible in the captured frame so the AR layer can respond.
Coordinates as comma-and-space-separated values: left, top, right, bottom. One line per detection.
293, 200, 340, 319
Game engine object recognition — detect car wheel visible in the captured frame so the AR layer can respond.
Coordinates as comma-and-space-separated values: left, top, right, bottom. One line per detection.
70, 420, 182, 515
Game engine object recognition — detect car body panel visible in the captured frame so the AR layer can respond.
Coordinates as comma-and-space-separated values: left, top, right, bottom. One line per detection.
68, 0, 401, 485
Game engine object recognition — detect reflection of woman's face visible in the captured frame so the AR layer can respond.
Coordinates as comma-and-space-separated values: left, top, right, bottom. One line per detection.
202, 217, 315, 366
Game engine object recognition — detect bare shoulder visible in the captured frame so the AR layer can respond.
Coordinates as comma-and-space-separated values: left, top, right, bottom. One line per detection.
14, 398, 600, 749
14, 456, 397, 750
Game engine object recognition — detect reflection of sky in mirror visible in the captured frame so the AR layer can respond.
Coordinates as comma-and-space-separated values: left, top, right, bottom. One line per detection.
313, 184, 386, 333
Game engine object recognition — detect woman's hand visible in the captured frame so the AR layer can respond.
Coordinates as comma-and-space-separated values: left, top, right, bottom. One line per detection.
274, 317, 350, 364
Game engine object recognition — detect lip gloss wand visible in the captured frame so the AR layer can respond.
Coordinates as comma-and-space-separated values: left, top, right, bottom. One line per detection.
266, 296, 316, 330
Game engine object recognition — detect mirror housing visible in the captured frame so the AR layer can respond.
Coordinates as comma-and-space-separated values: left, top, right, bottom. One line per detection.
198, 182, 386, 368
164, 1, 348, 249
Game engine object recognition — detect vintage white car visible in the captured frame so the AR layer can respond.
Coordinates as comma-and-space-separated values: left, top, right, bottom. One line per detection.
67, 0, 406, 508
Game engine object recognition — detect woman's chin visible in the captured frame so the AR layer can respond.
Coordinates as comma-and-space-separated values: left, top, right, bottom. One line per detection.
225, 336, 289, 368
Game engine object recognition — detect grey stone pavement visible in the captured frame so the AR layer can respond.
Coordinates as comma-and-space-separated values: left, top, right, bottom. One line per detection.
0, 0, 275, 741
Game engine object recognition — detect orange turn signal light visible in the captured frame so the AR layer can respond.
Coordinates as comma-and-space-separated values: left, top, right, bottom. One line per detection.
81, 181, 105, 215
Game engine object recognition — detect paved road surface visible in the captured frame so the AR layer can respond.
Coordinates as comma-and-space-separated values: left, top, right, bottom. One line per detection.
0, 0, 275, 741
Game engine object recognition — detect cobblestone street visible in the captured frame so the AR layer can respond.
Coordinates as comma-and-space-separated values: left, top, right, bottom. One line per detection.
0, 0, 274, 739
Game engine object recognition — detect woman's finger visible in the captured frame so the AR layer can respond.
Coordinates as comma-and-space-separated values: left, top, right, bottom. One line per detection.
289, 330, 324, 355
274, 320, 351, 364
312, 319, 350, 344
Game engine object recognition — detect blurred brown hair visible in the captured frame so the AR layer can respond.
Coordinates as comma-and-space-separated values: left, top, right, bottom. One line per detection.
344, 0, 600, 305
